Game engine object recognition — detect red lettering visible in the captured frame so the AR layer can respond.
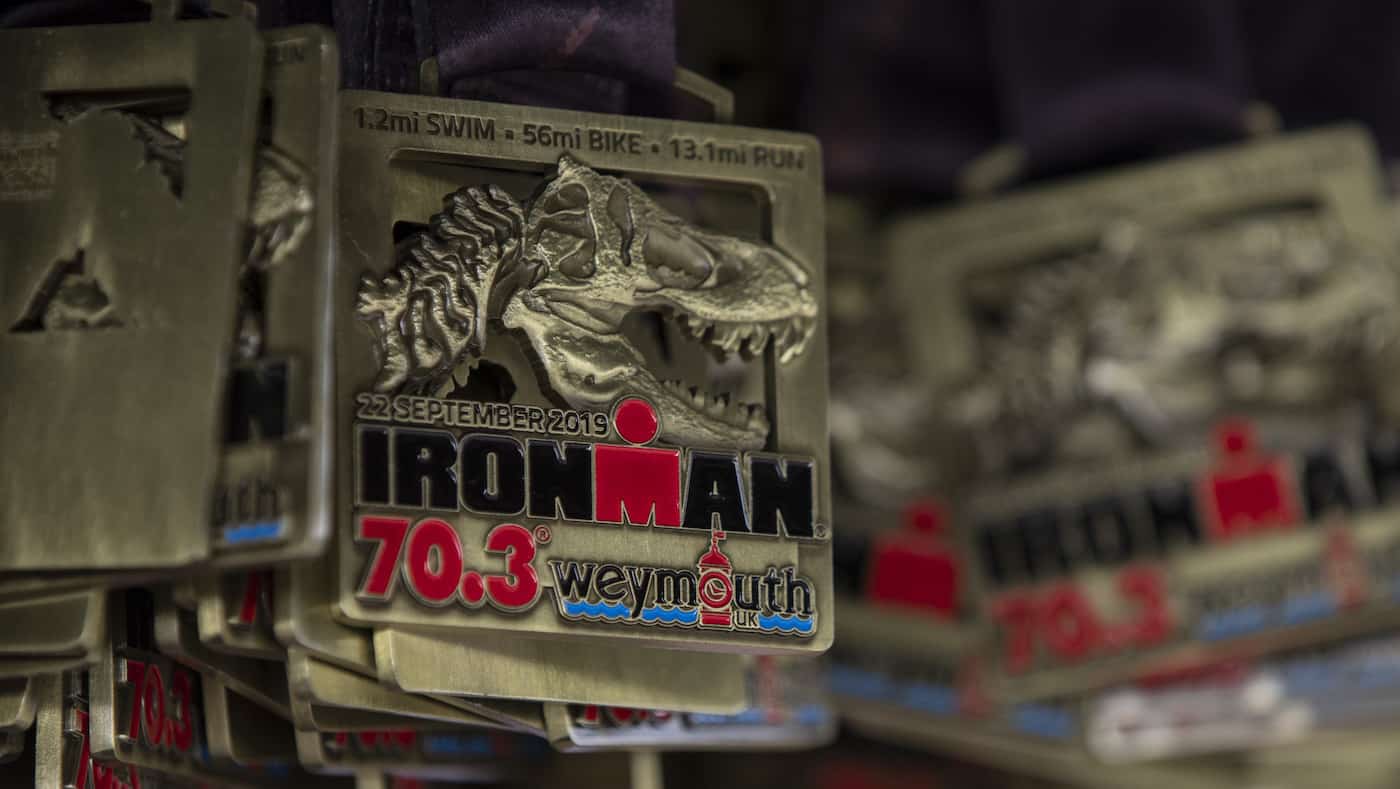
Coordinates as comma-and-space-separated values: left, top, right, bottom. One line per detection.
167, 668, 195, 753
484, 523, 540, 609
404, 518, 463, 604
356, 515, 411, 600
124, 659, 148, 743
594, 445, 681, 527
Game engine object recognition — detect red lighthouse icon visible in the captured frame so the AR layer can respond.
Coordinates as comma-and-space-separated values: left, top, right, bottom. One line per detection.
697, 530, 734, 628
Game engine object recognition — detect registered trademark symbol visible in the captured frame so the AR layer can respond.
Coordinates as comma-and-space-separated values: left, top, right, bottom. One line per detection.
815, 523, 828, 538
534, 525, 552, 544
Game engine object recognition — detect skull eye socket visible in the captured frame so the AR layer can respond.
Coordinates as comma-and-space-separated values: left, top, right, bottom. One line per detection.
534, 182, 596, 279
545, 229, 596, 279
542, 182, 588, 213
643, 223, 714, 289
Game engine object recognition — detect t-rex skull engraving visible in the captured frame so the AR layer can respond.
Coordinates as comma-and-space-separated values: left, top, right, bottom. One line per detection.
357, 154, 819, 449
948, 214, 1400, 475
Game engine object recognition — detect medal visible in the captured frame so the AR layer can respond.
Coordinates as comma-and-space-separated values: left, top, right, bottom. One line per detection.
210, 24, 339, 568
371, 628, 749, 711
891, 127, 1400, 702
195, 572, 283, 661
285, 648, 508, 732
0, 17, 262, 572
543, 656, 835, 751
202, 675, 298, 767
334, 92, 831, 653
0, 589, 106, 678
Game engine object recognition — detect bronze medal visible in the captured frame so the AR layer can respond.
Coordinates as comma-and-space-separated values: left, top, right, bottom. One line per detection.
0, 18, 262, 572
334, 92, 831, 653
891, 127, 1400, 702
543, 656, 834, 751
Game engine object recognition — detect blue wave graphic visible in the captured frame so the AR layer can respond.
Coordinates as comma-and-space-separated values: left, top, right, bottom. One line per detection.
1197, 603, 1267, 641
639, 606, 699, 624
757, 612, 814, 633
826, 664, 895, 701
902, 682, 957, 716
1012, 703, 1076, 741
423, 734, 495, 758
1281, 591, 1337, 625
562, 600, 630, 620
222, 520, 284, 544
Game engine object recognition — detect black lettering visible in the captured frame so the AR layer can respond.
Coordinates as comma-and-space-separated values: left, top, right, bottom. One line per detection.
1146, 481, 1202, 553
783, 567, 813, 616
595, 564, 626, 602
1303, 449, 1355, 519
548, 560, 597, 598
749, 456, 814, 537
357, 425, 390, 504
393, 428, 457, 509
1075, 496, 1135, 566
1367, 430, 1400, 505
682, 451, 748, 532
976, 521, 1015, 587
459, 434, 525, 514
653, 569, 697, 607
763, 568, 783, 611
527, 440, 592, 520
733, 574, 763, 611
1010, 509, 1068, 583
225, 361, 289, 442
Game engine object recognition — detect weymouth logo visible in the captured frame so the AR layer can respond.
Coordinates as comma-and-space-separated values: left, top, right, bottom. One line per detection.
548, 530, 816, 637
356, 397, 820, 540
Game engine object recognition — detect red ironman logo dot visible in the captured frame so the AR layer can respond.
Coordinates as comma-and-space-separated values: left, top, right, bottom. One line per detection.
614, 398, 659, 445
1216, 419, 1255, 457
902, 497, 946, 536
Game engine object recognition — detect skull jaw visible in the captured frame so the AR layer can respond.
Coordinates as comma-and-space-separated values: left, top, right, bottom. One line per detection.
503, 300, 769, 450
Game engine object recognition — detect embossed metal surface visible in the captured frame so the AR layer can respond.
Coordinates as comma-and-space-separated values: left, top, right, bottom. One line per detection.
197, 572, 283, 660
202, 674, 298, 765
155, 595, 292, 719
275, 541, 657, 726
544, 656, 835, 751
890, 127, 1400, 702
0, 20, 262, 570
372, 627, 748, 712
0, 588, 104, 658
334, 91, 831, 654
285, 647, 506, 731
0, 678, 35, 734
212, 24, 339, 567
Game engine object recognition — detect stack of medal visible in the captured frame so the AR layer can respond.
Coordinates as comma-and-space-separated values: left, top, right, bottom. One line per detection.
830, 124, 1400, 788
326, 60, 833, 760
0, 4, 835, 784
821, 211, 1232, 786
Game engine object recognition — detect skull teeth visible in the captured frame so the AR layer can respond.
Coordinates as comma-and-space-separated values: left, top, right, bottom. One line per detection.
658, 379, 767, 432
666, 312, 815, 363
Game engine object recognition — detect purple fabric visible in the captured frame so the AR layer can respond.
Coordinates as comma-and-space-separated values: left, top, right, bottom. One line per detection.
329, 0, 678, 115
798, 0, 1400, 197
9, 1, 1400, 190
989, 0, 1250, 180
801, 0, 999, 201
0, 0, 677, 115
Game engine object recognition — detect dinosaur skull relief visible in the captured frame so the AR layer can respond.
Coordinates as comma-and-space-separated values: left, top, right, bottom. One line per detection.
356, 154, 819, 450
